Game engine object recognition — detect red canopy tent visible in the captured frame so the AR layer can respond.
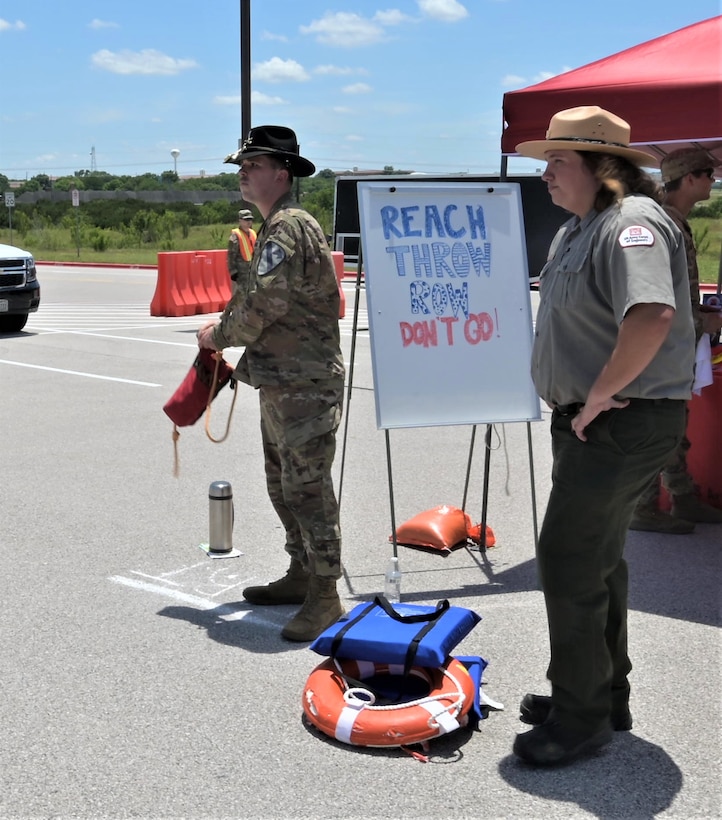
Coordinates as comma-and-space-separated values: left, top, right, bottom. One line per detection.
501, 16, 722, 164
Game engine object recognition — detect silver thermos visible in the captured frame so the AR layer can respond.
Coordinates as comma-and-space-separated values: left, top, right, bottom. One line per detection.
208, 480, 234, 553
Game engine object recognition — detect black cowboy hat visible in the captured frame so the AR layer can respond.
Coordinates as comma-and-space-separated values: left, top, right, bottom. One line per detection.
224, 125, 316, 177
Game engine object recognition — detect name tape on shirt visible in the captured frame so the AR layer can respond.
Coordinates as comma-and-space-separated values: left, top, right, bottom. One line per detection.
618, 225, 655, 248
258, 241, 286, 275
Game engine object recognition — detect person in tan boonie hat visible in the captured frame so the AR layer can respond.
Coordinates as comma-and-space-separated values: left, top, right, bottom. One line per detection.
511, 103, 696, 768
660, 147, 720, 184
516, 105, 657, 167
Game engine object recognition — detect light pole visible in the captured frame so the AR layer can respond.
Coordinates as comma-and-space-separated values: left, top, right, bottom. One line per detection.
240, 0, 251, 145
171, 148, 180, 177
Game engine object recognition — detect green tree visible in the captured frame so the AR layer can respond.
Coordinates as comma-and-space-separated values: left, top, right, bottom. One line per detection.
135, 173, 162, 191
53, 176, 83, 192
16, 178, 41, 194
160, 170, 178, 186
34, 174, 52, 191
77, 171, 116, 191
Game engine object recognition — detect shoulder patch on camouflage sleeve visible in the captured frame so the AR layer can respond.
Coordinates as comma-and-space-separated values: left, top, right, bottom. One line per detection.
258, 241, 287, 276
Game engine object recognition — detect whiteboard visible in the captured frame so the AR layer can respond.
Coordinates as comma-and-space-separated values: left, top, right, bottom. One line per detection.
357, 181, 541, 429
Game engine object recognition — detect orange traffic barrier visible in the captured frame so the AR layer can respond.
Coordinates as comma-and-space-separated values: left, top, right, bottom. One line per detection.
152, 251, 230, 316
200, 253, 225, 312
186, 253, 214, 314
208, 250, 232, 309
331, 251, 346, 319
151, 252, 195, 317
172, 253, 197, 315
152, 249, 344, 317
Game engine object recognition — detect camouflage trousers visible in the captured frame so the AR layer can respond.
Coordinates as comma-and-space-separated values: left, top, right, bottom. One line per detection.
637, 404, 695, 508
259, 378, 344, 578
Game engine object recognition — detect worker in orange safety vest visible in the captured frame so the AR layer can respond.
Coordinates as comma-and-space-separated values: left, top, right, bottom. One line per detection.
228, 208, 257, 299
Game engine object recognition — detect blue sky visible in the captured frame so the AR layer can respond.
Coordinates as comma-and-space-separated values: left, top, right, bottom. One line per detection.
1, 1, 718, 180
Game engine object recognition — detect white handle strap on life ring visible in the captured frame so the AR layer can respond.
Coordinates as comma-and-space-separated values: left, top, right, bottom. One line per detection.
419, 699, 461, 734
337, 662, 466, 719
343, 687, 377, 708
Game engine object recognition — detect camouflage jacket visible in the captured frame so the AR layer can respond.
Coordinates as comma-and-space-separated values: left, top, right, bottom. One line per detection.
212, 192, 345, 387
227, 227, 256, 301
663, 203, 703, 341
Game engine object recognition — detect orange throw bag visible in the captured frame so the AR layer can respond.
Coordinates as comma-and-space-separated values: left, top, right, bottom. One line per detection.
392, 504, 495, 553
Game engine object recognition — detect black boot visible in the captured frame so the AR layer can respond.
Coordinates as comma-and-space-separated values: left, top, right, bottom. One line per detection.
519, 693, 632, 731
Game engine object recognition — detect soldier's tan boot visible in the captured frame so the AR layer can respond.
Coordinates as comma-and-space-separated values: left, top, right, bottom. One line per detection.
242, 558, 309, 605
281, 576, 344, 642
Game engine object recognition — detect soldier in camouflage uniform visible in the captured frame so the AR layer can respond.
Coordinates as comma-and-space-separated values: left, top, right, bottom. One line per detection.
631, 148, 722, 533
197, 125, 345, 641
227, 208, 256, 300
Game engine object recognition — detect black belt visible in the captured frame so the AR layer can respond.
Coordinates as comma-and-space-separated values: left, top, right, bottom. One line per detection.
555, 403, 583, 416
555, 398, 681, 416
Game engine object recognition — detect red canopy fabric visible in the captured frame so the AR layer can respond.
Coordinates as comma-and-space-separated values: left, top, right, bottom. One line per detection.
502, 16, 722, 164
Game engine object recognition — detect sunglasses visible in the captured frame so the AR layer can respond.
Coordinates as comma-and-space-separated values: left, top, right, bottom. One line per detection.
692, 168, 715, 179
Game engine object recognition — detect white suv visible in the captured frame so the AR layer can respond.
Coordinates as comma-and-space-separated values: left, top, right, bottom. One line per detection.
0, 243, 40, 333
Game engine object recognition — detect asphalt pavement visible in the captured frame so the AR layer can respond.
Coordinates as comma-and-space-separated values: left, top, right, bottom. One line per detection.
0, 264, 719, 819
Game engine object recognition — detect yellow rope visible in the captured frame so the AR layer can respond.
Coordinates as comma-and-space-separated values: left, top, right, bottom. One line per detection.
171, 425, 181, 478
204, 351, 237, 444
171, 352, 237, 477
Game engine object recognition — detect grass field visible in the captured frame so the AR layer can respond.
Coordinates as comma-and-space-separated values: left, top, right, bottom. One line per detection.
1, 214, 720, 284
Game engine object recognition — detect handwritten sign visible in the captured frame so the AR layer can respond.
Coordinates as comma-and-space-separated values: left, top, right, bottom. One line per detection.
357, 181, 541, 428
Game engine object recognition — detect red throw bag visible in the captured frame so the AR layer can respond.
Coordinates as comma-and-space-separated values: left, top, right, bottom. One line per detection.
163, 349, 237, 475
163, 348, 234, 428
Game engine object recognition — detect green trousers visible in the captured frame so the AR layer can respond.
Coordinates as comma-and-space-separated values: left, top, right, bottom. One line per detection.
537, 398, 686, 733
259, 378, 344, 579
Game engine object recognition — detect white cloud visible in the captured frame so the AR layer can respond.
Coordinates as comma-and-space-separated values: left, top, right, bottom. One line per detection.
91, 49, 198, 76
88, 19, 119, 30
254, 57, 309, 83
260, 30, 288, 42
346, 134, 364, 142
501, 74, 525, 88
374, 10, 412, 25
417, 0, 468, 22
0, 19, 26, 32
252, 91, 288, 105
502, 67, 573, 88
535, 67, 572, 81
332, 106, 353, 114
342, 83, 372, 95
300, 12, 387, 47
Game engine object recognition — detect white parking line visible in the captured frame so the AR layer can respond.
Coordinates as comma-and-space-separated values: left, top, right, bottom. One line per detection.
109, 574, 283, 626
0, 359, 161, 386
45, 330, 199, 346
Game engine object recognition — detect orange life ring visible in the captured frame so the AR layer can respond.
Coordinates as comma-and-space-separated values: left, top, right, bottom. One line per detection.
302, 656, 476, 747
